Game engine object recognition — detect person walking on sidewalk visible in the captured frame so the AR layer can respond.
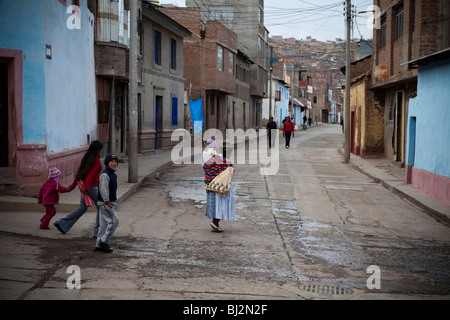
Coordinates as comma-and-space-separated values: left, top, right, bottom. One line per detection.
266, 116, 277, 148
54, 140, 103, 236
38, 167, 75, 229
202, 139, 235, 232
95, 154, 119, 253
283, 116, 294, 148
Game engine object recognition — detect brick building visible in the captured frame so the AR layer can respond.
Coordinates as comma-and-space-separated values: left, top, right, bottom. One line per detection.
308, 66, 329, 124
371, 0, 450, 163
185, 0, 268, 129
161, 6, 255, 132
94, 0, 130, 156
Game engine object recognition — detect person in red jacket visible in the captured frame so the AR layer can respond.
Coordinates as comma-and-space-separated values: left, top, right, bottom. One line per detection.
283, 116, 295, 148
54, 140, 103, 235
38, 167, 75, 229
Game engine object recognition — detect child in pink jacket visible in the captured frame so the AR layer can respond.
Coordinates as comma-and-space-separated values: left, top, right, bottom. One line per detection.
38, 167, 75, 229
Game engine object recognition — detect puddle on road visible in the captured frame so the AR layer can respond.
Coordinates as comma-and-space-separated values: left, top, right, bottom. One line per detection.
298, 220, 371, 270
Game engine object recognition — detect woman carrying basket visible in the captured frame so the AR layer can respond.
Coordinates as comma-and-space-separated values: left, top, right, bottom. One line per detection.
202, 139, 235, 232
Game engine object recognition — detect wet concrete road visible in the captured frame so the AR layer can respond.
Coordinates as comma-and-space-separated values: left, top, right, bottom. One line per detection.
1, 124, 449, 300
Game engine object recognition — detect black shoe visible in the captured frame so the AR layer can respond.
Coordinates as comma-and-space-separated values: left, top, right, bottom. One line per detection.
94, 241, 113, 253
54, 222, 65, 234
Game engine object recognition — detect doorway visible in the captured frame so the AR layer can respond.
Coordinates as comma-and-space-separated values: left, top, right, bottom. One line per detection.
394, 91, 404, 163
350, 109, 356, 154
0, 62, 8, 166
155, 95, 163, 149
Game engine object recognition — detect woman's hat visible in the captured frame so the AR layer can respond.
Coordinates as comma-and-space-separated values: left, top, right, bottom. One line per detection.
206, 139, 218, 150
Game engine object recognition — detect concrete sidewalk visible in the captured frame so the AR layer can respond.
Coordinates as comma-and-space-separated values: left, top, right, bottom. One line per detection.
344, 150, 450, 227
1, 142, 449, 228
0, 149, 174, 213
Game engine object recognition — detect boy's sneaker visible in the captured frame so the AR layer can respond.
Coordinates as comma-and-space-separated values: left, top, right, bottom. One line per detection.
94, 241, 113, 253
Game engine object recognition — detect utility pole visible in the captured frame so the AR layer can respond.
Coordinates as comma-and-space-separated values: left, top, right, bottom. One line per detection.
128, 0, 138, 182
269, 46, 273, 119
344, 0, 351, 163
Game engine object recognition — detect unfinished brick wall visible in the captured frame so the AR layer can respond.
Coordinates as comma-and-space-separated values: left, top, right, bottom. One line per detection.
95, 43, 128, 79
373, 0, 448, 85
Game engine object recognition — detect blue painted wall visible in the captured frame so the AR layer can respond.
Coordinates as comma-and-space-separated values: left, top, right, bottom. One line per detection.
407, 58, 450, 178
0, 0, 46, 144
277, 83, 289, 124
0, 0, 97, 154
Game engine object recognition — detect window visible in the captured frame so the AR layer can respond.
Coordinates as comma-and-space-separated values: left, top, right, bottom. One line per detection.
394, 2, 403, 41
170, 38, 177, 70
171, 96, 178, 126
258, 37, 264, 52
275, 90, 281, 101
154, 31, 161, 65
217, 45, 223, 71
210, 95, 215, 115
380, 14, 387, 48
97, 78, 111, 124
228, 51, 234, 75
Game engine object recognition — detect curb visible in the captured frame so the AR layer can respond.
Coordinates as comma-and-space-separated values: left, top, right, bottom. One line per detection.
0, 160, 172, 213
341, 149, 450, 227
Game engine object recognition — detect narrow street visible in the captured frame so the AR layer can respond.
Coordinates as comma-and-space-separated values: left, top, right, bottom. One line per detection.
1, 125, 449, 302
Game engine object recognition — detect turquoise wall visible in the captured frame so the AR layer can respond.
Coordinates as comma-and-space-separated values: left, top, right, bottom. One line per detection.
277, 83, 289, 124
43, 0, 97, 154
0, 0, 46, 144
407, 58, 450, 178
0, 0, 97, 153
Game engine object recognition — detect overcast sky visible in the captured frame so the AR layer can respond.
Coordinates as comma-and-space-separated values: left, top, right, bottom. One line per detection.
158, 0, 374, 42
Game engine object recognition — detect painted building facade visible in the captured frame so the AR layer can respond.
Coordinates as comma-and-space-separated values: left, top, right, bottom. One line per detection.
262, 75, 289, 128
139, 3, 191, 152
406, 51, 450, 206
0, 0, 96, 196
345, 55, 384, 157
371, 0, 450, 163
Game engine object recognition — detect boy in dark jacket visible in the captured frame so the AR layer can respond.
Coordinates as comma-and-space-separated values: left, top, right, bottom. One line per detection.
38, 167, 75, 229
95, 154, 119, 253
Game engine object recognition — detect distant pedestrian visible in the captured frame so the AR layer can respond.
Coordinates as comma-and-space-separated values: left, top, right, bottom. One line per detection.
266, 116, 277, 148
95, 154, 119, 253
54, 140, 103, 236
283, 116, 295, 148
308, 116, 312, 127
202, 139, 235, 232
341, 117, 344, 133
38, 167, 75, 229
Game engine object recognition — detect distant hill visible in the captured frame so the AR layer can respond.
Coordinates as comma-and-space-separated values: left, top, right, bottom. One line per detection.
268, 36, 347, 69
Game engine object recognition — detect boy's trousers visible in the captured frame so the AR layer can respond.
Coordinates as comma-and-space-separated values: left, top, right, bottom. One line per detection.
96, 204, 119, 246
